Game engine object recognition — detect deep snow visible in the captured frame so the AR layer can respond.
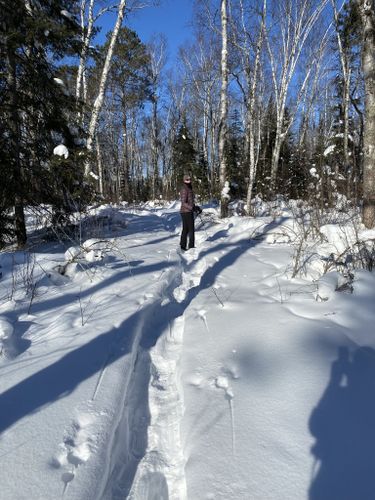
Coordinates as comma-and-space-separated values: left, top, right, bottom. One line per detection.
1, 203, 375, 500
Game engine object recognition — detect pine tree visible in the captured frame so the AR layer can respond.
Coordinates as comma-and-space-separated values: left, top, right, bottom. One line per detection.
194, 148, 210, 201
90, 27, 151, 201
256, 98, 277, 199
0, 0, 87, 246
225, 110, 246, 200
171, 124, 197, 193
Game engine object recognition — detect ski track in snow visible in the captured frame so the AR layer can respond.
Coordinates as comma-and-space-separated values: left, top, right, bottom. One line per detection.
102, 216, 273, 499
96, 214, 235, 500
122, 236, 211, 500
5, 209, 363, 499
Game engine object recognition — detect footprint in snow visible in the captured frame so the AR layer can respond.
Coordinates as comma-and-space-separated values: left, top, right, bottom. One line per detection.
221, 364, 240, 381
196, 309, 209, 332
186, 372, 204, 388
137, 292, 155, 306
215, 375, 234, 399
52, 413, 96, 490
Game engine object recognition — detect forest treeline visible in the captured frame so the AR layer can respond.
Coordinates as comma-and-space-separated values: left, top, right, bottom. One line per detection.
1, 0, 375, 247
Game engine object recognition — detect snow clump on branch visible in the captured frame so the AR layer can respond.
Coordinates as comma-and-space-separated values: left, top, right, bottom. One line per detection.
222, 181, 231, 200
53, 144, 69, 159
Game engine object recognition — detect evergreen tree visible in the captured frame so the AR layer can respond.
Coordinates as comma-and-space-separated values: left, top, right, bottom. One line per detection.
0, 0, 88, 246
194, 148, 210, 201
171, 123, 197, 193
90, 27, 151, 201
225, 110, 246, 199
256, 98, 277, 199
277, 108, 300, 199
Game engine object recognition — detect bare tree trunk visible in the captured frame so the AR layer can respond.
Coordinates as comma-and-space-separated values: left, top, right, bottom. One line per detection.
6, 43, 26, 246
245, 0, 267, 215
96, 139, 104, 196
148, 37, 166, 200
85, 0, 127, 176
151, 96, 159, 200
219, 0, 229, 218
122, 112, 130, 200
180, 38, 218, 197
344, 69, 352, 198
267, 0, 329, 192
357, 0, 375, 228
76, 0, 95, 109
331, 0, 352, 197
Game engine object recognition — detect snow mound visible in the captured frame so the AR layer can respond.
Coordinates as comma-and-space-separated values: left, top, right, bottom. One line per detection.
0, 318, 13, 340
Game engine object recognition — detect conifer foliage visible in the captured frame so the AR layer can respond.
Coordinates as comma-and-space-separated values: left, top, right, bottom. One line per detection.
0, 0, 89, 247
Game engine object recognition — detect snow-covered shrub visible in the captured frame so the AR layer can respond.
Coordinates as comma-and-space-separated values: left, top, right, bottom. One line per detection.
57, 238, 117, 279
286, 201, 375, 297
228, 199, 246, 216
0, 208, 14, 249
0, 317, 14, 357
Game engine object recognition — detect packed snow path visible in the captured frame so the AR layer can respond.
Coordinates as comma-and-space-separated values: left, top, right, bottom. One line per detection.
1, 205, 375, 500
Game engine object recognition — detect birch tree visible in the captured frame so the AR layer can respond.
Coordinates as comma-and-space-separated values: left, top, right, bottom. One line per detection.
265, 0, 329, 193
76, 0, 95, 104
148, 36, 166, 200
230, 0, 267, 214
92, 26, 150, 200
356, 0, 375, 227
85, 0, 128, 176
180, 38, 220, 194
219, 0, 229, 217
76, 1, 120, 119
331, 0, 351, 182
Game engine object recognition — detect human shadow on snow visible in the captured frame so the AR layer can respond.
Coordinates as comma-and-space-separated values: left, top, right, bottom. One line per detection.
309, 345, 375, 500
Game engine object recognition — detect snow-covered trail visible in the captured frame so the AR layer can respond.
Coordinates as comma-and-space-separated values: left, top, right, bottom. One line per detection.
118, 218, 290, 500
2, 206, 375, 500
0, 208, 187, 500
175, 222, 375, 500
123, 210, 375, 500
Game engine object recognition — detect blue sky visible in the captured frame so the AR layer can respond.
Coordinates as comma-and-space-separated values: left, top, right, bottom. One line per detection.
97, 0, 194, 65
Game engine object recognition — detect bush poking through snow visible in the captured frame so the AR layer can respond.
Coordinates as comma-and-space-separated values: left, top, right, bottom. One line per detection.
58, 239, 109, 277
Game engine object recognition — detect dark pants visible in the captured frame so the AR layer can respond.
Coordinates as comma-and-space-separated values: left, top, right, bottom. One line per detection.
180, 212, 195, 249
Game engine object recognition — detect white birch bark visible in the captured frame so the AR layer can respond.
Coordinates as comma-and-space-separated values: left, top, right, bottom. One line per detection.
331, 0, 352, 194
76, 0, 94, 105
266, 0, 329, 192
243, 0, 267, 215
180, 40, 218, 182
149, 37, 166, 200
357, 0, 375, 227
219, 0, 229, 218
85, 0, 128, 176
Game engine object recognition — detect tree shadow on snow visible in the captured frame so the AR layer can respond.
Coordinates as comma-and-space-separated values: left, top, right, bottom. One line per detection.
309, 345, 375, 500
1, 320, 33, 360
0, 218, 283, 427
0, 214, 284, 500
26, 260, 173, 316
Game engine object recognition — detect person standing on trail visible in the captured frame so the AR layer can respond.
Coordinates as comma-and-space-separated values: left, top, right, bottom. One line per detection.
179, 174, 201, 251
